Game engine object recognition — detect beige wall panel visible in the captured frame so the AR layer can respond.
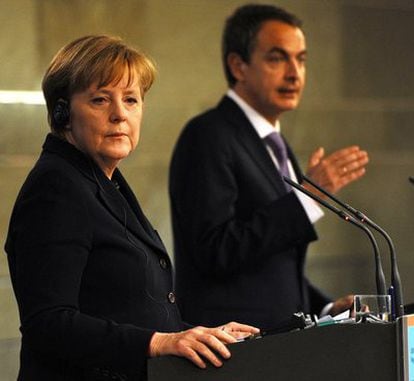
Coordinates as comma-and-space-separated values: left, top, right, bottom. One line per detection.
0, 287, 20, 339
37, 0, 149, 66
0, 0, 40, 89
0, 338, 19, 381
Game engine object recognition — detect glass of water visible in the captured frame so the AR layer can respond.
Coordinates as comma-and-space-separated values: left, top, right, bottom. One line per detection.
353, 294, 391, 323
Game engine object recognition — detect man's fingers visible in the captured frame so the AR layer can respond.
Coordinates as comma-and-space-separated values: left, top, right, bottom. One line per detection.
334, 151, 369, 172
337, 159, 368, 178
341, 168, 366, 186
308, 147, 324, 168
325, 145, 361, 161
331, 167, 365, 191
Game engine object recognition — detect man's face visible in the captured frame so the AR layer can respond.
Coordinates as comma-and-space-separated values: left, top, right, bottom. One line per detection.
233, 20, 306, 123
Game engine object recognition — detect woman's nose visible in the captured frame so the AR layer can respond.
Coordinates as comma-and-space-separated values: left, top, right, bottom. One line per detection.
109, 101, 127, 123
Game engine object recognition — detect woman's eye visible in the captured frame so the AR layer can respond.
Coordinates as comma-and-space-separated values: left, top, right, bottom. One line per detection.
125, 97, 138, 104
91, 97, 106, 105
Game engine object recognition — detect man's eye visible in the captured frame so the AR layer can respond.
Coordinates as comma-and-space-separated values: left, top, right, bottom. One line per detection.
268, 55, 285, 62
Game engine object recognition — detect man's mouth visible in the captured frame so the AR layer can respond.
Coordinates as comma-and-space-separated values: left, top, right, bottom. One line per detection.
278, 87, 299, 94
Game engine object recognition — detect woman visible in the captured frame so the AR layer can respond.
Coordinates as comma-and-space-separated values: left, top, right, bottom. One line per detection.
5, 35, 258, 381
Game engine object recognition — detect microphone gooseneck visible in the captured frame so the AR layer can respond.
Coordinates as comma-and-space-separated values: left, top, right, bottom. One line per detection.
301, 175, 404, 318
283, 176, 387, 298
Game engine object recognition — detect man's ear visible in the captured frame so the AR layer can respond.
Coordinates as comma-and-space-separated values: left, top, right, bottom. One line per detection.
227, 52, 248, 82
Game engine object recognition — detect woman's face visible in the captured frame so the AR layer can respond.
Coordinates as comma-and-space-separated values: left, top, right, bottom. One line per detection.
65, 72, 143, 178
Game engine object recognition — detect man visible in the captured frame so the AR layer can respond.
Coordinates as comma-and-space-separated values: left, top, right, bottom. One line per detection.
169, 4, 368, 329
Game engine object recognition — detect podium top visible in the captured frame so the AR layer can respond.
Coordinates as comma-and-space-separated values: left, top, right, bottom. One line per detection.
148, 323, 397, 381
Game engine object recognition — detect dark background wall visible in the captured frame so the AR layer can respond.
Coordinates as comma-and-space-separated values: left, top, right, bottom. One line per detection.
1, 1, 413, 378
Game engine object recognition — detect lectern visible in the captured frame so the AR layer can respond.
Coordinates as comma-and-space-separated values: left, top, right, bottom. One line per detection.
148, 323, 398, 381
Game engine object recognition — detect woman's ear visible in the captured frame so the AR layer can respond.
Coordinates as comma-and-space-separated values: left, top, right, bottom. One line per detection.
53, 99, 71, 130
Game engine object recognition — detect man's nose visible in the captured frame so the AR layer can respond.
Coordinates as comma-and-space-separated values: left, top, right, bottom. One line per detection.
285, 59, 300, 81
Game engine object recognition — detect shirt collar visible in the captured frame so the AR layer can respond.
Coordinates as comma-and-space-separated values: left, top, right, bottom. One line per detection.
226, 89, 281, 138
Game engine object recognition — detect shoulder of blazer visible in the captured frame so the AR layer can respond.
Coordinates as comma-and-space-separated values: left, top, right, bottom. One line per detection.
217, 96, 304, 182
18, 137, 96, 207
175, 96, 258, 156
174, 96, 289, 193
38, 134, 168, 254
40, 133, 97, 184
186, 96, 251, 134
171, 97, 238, 164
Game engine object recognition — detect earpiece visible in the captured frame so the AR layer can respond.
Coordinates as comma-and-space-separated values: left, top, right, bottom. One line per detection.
52, 99, 70, 130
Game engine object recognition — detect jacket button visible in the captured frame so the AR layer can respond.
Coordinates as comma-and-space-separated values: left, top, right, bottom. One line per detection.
159, 257, 168, 269
167, 292, 176, 304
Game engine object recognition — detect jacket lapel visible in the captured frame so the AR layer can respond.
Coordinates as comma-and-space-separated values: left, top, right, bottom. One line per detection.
218, 97, 289, 195
286, 142, 304, 182
95, 168, 167, 254
113, 169, 167, 252
43, 134, 167, 254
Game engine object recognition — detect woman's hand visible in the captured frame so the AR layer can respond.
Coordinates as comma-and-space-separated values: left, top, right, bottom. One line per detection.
329, 294, 354, 316
148, 322, 259, 369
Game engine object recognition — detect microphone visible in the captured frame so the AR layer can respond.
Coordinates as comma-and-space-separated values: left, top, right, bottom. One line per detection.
301, 175, 404, 319
283, 176, 387, 298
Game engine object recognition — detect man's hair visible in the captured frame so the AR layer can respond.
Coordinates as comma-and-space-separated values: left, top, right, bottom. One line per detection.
222, 4, 303, 86
42, 35, 156, 134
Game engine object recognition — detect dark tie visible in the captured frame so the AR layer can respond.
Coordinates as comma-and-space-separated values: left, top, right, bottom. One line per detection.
264, 132, 291, 191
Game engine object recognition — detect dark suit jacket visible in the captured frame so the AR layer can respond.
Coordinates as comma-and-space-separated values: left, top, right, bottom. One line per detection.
5, 134, 183, 381
169, 96, 331, 329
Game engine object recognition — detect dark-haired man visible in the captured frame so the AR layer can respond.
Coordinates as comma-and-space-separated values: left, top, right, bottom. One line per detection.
169, 4, 368, 329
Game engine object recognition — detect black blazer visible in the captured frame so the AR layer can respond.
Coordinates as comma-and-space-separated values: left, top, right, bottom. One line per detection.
169, 96, 331, 329
5, 134, 183, 381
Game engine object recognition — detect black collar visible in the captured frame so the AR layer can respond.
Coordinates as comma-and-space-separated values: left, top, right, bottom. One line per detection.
42, 133, 167, 254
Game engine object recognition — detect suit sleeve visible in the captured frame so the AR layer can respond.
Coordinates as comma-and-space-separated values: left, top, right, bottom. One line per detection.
7, 169, 154, 376
169, 119, 318, 279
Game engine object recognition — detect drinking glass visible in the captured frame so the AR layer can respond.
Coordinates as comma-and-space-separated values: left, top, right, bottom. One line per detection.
353, 294, 391, 323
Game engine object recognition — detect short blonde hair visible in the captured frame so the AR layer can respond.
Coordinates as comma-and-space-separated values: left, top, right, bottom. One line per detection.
42, 35, 156, 133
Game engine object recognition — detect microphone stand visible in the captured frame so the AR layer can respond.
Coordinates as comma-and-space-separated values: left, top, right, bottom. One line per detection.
283, 176, 387, 298
302, 175, 404, 319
